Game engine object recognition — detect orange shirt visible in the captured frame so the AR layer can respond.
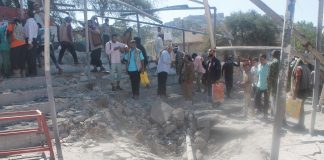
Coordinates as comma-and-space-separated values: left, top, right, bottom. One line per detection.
7, 23, 26, 48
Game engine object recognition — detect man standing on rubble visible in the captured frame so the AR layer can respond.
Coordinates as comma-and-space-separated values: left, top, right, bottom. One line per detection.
106, 34, 126, 91
24, 11, 39, 77
157, 45, 173, 97
222, 54, 240, 98
123, 39, 145, 99
204, 49, 221, 103
58, 17, 79, 65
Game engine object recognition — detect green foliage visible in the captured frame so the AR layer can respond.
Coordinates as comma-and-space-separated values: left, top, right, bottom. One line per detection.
225, 10, 278, 46
293, 21, 316, 53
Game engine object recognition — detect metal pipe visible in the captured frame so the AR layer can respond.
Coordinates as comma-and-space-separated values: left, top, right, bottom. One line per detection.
136, 13, 141, 37
44, 0, 63, 159
84, 0, 91, 80
310, 0, 323, 135
213, 7, 217, 45
216, 46, 281, 51
203, 0, 215, 49
99, 16, 208, 35
182, 20, 186, 51
109, 0, 162, 24
271, 0, 296, 159
52, 7, 215, 12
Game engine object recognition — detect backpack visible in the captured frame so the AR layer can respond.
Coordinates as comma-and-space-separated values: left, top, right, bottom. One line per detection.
299, 64, 312, 91
13, 23, 25, 41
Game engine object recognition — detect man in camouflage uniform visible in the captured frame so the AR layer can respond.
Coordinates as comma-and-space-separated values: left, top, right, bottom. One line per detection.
268, 50, 280, 116
174, 46, 184, 75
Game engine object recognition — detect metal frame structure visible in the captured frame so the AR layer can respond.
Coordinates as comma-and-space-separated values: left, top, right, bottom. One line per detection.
0, 110, 55, 159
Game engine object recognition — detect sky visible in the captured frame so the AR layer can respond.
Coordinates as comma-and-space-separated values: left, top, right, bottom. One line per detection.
154, 0, 318, 24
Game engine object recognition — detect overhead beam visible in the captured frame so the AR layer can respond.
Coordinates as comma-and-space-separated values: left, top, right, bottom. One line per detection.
250, 0, 324, 64
110, 0, 162, 24
100, 16, 208, 35
216, 46, 281, 51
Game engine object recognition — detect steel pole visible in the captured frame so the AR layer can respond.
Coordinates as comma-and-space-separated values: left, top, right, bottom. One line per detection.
84, 0, 90, 80
44, 0, 63, 159
203, 0, 215, 49
136, 13, 141, 37
310, 0, 323, 135
271, 0, 296, 159
182, 20, 186, 51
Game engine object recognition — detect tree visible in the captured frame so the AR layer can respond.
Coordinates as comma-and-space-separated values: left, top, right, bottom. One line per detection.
293, 21, 316, 53
225, 10, 279, 46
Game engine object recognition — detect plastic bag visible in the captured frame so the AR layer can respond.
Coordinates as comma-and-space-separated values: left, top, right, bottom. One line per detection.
140, 71, 150, 86
212, 82, 224, 103
286, 96, 302, 119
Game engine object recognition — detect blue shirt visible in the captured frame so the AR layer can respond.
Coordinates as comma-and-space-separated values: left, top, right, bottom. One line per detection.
157, 50, 172, 73
257, 63, 269, 90
124, 48, 144, 72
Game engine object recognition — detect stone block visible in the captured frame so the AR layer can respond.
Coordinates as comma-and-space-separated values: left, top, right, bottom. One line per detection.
196, 117, 210, 129
150, 100, 174, 125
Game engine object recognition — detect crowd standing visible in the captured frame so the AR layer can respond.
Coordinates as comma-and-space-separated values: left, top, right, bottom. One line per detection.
0, 4, 319, 131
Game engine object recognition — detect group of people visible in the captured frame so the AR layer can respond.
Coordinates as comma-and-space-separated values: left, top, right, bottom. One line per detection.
0, 2, 76, 78
0, 8, 43, 78
240, 51, 313, 130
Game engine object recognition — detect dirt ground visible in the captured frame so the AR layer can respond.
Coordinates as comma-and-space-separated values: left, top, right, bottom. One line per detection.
2, 67, 324, 160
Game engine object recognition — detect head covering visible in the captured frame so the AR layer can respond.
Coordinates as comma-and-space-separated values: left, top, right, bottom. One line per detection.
65, 17, 72, 23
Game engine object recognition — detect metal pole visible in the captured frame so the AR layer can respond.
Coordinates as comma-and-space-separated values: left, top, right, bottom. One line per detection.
99, 16, 208, 35
310, 0, 323, 135
136, 13, 141, 37
84, 0, 90, 80
44, 0, 63, 159
203, 0, 215, 49
250, 0, 324, 65
182, 20, 186, 51
19, 0, 23, 19
271, 0, 296, 160
110, 0, 163, 24
213, 7, 217, 46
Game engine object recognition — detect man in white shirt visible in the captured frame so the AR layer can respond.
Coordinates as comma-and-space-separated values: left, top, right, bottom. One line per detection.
24, 11, 39, 76
154, 34, 163, 61
157, 45, 172, 96
106, 34, 126, 91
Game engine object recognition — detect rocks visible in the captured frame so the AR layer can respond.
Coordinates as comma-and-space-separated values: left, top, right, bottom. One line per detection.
195, 149, 204, 160
72, 114, 88, 123
134, 129, 144, 141
115, 152, 132, 160
150, 100, 174, 125
163, 121, 177, 135
195, 128, 210, 141
196, 117, 210, 129
172, 108, 185, 127
193, 137, 207, 151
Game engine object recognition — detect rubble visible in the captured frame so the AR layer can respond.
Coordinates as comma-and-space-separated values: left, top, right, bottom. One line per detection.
196, 117, 211, 129
150, 100, 174, 125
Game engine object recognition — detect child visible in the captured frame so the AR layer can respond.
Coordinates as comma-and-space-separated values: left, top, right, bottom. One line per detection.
180, 54, 195, 101
241, 61, 253, 117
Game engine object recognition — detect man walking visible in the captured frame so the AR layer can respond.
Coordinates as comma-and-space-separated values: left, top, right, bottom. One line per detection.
101, 18, 111, 45
204, 49, 221, 103
58, 17, 79, 65
192, 53, 206, 92
255, 54, 270, 118
24, 11, 39, 76
89, 16, 105, 72
268, 50, 280, 116
291, 58, 312, 130
222, 55, 240, 98
123, 40, 144, 99
106, 34, 126, 91
157, 45, 172, 97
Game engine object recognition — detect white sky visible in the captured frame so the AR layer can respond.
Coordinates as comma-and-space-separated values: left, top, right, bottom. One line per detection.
76, 0, 318, 26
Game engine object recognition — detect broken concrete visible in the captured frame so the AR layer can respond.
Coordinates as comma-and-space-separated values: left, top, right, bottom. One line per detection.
150, 100, 174, 125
